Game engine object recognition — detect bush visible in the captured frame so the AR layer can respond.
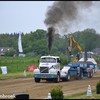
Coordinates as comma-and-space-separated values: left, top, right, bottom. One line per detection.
50, 85, 64, 99
96, 81, 100, 94
4, 49, 16, 57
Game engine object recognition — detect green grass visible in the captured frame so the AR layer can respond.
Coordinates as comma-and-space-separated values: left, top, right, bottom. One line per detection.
0, 56, 39, 73
64, 89, 100, 99
0, 71, 33, 80
0, 56, 39, 79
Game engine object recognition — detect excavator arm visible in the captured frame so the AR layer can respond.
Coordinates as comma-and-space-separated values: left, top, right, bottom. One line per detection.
68, 34, 83, 61
68, 34, 83, 62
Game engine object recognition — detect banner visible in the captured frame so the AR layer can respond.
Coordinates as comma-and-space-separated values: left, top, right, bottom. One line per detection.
28, 65, 37, 71
1, 66, 7, 74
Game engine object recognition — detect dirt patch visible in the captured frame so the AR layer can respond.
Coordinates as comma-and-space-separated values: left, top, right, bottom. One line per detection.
0, 70, 100, 99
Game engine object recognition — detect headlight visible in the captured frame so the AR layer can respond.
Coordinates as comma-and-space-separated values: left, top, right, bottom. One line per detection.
49, 69, 56, 74
34, 69, 40, 74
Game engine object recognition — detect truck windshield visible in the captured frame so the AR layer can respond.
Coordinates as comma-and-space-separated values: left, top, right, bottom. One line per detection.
40, 58, 56, 63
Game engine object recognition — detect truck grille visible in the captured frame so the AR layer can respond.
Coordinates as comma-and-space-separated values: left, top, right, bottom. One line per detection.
40, 67, 48, 73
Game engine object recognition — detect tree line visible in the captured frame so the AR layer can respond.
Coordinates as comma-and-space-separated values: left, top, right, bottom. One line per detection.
0, 28, 100, 57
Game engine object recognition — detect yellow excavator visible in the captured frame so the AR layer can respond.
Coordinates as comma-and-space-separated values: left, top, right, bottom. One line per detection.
68, 34, 82, 53
67, 34, 83, 62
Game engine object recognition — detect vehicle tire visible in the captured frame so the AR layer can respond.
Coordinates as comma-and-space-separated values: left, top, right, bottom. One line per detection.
88, 72, 93, 78
66, 72, 71, 81
62, 72, 71, 81
54, 73, 60, 83
76, 70, 80, 80
88, 72, 90, 78
79, 69, 83, 79
34, 78, 40, 83
80, 72, 83, 79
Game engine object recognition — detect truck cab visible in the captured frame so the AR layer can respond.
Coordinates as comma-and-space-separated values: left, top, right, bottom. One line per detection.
33, 55, 61, 83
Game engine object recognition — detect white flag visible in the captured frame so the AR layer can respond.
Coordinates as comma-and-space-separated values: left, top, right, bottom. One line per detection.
18, 32, 23, 53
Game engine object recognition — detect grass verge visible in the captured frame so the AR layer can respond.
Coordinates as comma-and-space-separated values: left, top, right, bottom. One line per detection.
0, 71, 33, 80
64, 89, 100, 99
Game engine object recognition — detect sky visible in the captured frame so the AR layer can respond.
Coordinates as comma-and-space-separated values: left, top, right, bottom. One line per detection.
0, 1, 54, 34
0, 1, 100, 34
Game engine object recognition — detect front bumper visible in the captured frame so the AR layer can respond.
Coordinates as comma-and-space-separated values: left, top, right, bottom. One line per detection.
34, 73, 57, 79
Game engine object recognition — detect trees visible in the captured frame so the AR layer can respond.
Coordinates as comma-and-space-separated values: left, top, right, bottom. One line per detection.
0, 28, 99, 58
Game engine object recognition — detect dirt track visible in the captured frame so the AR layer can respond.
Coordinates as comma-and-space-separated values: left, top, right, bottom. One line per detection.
0, 70, 100, 99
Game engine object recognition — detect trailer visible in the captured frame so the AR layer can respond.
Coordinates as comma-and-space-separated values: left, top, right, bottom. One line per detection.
67, 62, 94, 79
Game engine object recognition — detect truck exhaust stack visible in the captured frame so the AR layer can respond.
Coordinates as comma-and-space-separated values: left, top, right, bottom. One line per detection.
47, 27, 55, 55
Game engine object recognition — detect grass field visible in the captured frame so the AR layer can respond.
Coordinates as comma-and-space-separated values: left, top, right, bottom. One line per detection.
0, 56, 39, 74
0, 56, 40, 80
65, 89, 100, 99
0, 71, 33, 80
0, 56, 100, 73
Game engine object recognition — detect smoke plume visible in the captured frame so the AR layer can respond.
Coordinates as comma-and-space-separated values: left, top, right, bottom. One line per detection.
44, 1, 93, 53
44, 1, 93, 32
47, 27, 55, 54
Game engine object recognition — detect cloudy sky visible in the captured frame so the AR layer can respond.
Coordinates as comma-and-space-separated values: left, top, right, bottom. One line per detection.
0, 1, 100, 34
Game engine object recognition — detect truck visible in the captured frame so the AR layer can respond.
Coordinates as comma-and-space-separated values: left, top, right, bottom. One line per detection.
33, 55, 61, 83
33, 55, 82, 83
33, 34, 97, 83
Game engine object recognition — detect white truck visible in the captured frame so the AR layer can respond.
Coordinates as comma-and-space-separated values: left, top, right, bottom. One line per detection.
33, 55, 71, 83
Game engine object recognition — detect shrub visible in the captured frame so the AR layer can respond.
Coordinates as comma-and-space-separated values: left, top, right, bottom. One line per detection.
50, 85, 64, 99
96, 81, 100, 94
4, 49, 16, 57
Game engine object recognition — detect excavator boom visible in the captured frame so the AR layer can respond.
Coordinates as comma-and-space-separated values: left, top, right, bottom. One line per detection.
68, 34, 82, 54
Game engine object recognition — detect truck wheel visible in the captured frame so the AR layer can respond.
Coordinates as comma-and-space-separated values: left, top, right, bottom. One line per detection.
34, 78, 40, 83
76, 73, 80, 80
54, 73, 60, 83
76, 69, 83, 80
67, 72, 71, 81
88, 72, 93, 78
80, 72, 83, 79
62, 72, 70, 81
78, 69, 83, 79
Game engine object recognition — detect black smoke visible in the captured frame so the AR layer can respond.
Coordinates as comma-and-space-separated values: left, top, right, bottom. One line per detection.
44, 1, 93, 31
44, 1, 93, 53
47, 27, 55, 54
